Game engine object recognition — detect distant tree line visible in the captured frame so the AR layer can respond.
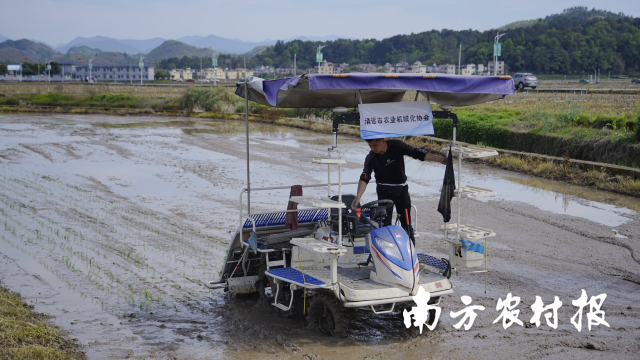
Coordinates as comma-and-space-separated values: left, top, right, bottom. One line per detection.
156, 8, 640, 76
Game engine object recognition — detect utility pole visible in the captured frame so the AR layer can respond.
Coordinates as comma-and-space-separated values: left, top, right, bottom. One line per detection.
200, 56, 203, 86
212, 51, 218, 87
493, 32, 508, 76
139, 57, 145, 85
89, 58, 93, 83
130, 62, 132, 84
294, 53, 296, 76
458, 44, 461, 75
244, 55, 250, 213
316, 45, 326, 74
46, 58, 51, 82
114, 63, 116, 83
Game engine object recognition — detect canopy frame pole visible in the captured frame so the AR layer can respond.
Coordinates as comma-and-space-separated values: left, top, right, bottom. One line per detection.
244, 57, 250, 213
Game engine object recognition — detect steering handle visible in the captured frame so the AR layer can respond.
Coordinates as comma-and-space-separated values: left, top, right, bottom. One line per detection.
360, 199, 394, 211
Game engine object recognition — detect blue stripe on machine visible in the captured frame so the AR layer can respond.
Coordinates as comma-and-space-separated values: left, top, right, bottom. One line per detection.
353, 246, 369, 254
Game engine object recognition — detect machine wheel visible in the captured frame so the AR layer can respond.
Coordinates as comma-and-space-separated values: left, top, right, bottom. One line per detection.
426, 309, 437, 327
518, 82, 525, 90
307, 292, 348, 338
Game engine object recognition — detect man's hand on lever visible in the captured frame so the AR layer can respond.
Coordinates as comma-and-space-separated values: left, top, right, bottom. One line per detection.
352, 180, 368, 210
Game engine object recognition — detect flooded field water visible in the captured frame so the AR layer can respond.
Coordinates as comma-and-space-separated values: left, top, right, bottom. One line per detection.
1, 114, 639, 359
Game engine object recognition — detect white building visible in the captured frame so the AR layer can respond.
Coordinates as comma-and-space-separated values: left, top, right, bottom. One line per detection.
461, 64, 476, 75
405, 61, 427, 73
438, 64, 456, 75
392, 61, 409, 73
72, 62, 155, 82
487, 61, 505, 75
314, 61, 334, 75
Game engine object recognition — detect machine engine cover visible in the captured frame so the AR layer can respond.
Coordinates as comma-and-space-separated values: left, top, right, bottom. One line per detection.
367, 225, 419, 289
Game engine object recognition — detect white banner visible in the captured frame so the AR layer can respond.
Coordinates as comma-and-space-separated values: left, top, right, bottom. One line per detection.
358, 101, 434, 139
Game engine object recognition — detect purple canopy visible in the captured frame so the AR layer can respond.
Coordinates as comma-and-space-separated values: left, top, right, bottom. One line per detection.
236, 73, 514, 108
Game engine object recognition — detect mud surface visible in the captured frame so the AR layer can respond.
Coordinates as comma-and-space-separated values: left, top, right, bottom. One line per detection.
0, 114, 639, 359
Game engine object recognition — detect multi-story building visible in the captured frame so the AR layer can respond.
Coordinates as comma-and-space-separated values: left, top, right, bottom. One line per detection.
72, 63, 155, 82
461, 64, 476, 75
392, 61, 409, 73
405, 61, 427, 73
487, 61, 504, 75
438, 64, 456, 75
226, 69, 254, 80
358, 63, 377, 72
313, 61, 334, 75
476, 64, 486, 75
333, 63, 349, 74
181, 68, 193, 80
204, 68, 225, 80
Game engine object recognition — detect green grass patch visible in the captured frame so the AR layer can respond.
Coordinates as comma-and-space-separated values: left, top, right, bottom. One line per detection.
30, 93, 75, 104
0, 286, 84, 359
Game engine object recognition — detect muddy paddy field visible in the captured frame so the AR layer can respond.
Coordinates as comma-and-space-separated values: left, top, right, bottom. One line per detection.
0, 114, 639, 359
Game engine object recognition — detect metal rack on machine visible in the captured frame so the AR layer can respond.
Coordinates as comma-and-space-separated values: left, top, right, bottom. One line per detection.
437, 112, 498, 278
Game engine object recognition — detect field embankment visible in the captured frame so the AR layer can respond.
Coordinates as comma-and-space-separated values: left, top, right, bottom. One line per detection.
0, 285, 85, 359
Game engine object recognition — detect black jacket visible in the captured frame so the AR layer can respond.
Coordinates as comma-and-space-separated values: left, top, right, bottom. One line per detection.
360, 140, 427, 185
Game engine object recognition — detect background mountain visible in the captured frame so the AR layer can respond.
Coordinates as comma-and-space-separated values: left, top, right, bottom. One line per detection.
2, 7, 638, 76
209, 6, 638, 75
498, 19, 539, 31
0, 48, 27, 64
545, 6, 629, 21
66, 45, 102, 56
177, 35, 272, 54
0, 39, 57, 62
176, 34, 344, 54
57, 52, 138, 64
0, 34, 11, 43
52, 34, 346, 56
117, 38, 166, 53
55, 36, 142, 54
144, 40, 213, 63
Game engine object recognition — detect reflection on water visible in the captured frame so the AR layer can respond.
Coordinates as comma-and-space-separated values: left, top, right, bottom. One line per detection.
507, 176, 640, 212
469, 175, 635, 227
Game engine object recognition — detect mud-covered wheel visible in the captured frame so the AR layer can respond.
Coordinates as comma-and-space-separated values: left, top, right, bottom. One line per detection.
427, 309, 437, 327
307, 292, 347, 338
257, 257, 271, 304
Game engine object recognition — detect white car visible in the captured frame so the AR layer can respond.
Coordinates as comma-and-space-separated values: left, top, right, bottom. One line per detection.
513, 73, 538, 90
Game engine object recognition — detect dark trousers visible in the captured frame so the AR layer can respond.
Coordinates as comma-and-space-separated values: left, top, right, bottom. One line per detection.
376, 185, 412, 228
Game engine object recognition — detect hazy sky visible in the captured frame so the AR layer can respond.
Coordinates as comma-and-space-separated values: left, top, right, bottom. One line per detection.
1, 0, 638, 46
